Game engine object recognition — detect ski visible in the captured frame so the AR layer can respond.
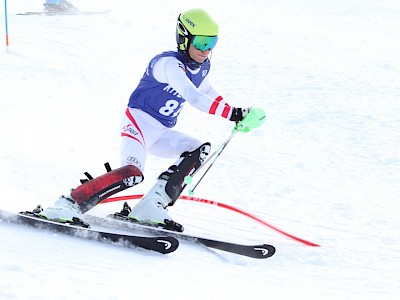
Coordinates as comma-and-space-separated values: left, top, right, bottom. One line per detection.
0, 209, 178, 254
83, 214, 276, 259
16, 10, 112, 16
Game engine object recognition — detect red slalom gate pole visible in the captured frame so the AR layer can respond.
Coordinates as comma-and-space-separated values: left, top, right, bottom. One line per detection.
101, 194, 320, 247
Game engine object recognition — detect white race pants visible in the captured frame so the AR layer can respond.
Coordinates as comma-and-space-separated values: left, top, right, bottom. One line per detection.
120, 108, 203, 173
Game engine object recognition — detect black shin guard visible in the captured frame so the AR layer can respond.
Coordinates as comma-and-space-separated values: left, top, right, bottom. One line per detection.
159, 142, 211, 206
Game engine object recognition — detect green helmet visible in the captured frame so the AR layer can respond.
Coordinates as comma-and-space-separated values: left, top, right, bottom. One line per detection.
176, 8, 219, 51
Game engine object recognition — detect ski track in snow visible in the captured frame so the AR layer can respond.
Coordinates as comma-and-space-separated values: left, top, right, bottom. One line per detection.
1, 0, 399, 299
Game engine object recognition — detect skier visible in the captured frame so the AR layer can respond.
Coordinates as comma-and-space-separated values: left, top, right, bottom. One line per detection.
43, 0, 78, 13
39, 8, 250, 232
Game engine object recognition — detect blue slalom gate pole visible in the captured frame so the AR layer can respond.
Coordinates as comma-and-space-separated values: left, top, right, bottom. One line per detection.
4, 0, 9, 48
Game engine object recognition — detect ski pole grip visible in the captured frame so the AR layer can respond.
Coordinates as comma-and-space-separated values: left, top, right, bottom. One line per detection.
235, 107, 266, 132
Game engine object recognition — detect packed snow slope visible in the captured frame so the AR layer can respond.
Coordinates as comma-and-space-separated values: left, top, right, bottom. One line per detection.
1, 0, 399, 299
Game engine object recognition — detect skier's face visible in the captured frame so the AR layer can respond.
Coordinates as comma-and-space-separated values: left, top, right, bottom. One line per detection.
188, 44, 211, 63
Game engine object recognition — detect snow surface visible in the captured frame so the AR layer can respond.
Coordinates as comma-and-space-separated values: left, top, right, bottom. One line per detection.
1, 0, 399, 299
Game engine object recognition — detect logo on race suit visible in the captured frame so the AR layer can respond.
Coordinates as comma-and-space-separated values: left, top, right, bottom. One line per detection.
122, 124, 139, 136
163, 85, 182, 98
126, 156, 142, 169
146, 57, 159, 75
178, 62, 185, 71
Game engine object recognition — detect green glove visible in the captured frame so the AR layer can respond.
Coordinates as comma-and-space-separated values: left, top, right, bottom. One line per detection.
235, 107, 266, 132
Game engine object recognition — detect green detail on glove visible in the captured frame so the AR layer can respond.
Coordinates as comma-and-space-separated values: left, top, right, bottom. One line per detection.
234, 107, 266, 132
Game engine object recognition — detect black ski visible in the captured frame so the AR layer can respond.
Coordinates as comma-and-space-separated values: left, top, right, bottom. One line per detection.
84, 214, 276, 259
0, 209, 178, 254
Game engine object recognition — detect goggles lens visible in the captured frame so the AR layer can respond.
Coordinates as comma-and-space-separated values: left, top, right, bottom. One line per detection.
192, 35, 218, 51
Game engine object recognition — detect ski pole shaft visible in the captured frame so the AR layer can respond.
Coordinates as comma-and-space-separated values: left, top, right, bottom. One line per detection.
191, 108, 265, 180
187, 108, 266, 194
188, 128, 239, 194
192, 127, 238, 179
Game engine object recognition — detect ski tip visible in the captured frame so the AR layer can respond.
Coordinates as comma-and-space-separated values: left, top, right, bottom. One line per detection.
253, 244, 276, 259
154, 236, 180, 254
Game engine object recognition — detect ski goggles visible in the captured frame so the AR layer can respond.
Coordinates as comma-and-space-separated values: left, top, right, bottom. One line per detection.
192, 35, 218, 51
